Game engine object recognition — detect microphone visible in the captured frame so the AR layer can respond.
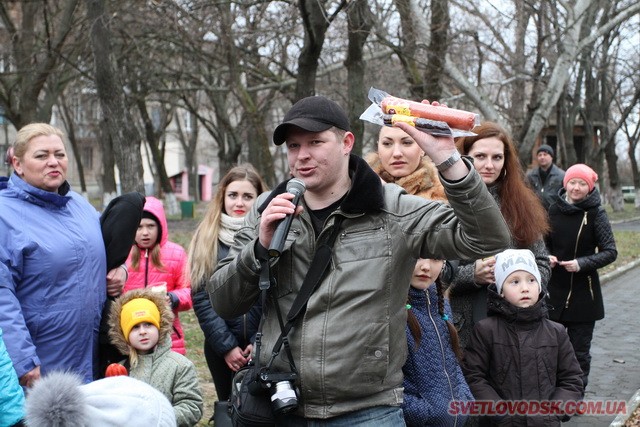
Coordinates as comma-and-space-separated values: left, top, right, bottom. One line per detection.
268, 178, 306, 258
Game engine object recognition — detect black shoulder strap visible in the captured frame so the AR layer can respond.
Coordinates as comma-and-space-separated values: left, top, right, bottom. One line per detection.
286, 216, 343, 323
259, 216, 343, 372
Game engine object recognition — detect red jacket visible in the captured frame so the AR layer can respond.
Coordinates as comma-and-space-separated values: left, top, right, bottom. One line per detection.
124, 197, 192, 354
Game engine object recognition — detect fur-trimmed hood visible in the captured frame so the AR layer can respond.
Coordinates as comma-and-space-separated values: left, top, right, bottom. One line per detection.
108, 288, 174, 356
365, 152, 448, 202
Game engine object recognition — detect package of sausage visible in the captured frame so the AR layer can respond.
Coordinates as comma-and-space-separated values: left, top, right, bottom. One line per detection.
382, 114, 452, 137
360, 87, 479, 137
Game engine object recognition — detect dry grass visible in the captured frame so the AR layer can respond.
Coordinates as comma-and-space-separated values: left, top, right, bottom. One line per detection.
169, 201, 640, 426
182, 309, 217, 426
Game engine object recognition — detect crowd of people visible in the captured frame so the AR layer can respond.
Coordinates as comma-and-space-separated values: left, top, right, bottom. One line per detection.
0, 95, 618, 427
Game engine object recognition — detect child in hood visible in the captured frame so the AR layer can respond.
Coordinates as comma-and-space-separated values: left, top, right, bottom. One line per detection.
108, 288, 203, 427
463, 249, 583, 426
125, 196, 192, 355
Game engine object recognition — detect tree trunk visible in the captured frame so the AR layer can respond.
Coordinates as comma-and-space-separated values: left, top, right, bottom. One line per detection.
393, 0, 423, 99
175, 111, 199, 201
99, 117, 117, 207
424, 0, 449, 101
86, 0, 144, 194
345, 0, 373, 156
136, 99, 174, 197
59, 96, 87, 193
294, 0, 346, 100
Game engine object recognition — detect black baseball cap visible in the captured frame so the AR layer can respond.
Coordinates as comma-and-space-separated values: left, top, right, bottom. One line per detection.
273, 96, 351, 145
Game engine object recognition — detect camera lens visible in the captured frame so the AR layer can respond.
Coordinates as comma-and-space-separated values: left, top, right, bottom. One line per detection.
270, 381, 298, 415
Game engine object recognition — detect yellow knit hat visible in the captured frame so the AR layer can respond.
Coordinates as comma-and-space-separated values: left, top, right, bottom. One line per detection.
120, 298, 161, 340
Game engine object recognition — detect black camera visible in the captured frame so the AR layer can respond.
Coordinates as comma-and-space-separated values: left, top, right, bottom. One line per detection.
259, 370, 299, 415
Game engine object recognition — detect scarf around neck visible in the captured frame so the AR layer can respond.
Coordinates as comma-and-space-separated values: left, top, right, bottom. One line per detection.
219, 213, 245, 246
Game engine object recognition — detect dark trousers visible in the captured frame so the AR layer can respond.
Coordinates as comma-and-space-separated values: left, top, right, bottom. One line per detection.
561, 320, 596, 389
204, 337, 234, 401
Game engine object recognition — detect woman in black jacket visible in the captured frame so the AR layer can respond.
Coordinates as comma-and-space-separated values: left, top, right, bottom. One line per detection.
546, 164, 617, 389
187, 164, 267, 402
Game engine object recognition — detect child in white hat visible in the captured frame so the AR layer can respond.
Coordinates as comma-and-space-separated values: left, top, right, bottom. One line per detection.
25, 372, 176, 427
463, 249, 584, 425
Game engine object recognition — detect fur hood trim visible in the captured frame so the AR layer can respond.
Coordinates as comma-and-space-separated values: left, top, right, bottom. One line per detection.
365, 152, 448, 202
108, 288, 174, 355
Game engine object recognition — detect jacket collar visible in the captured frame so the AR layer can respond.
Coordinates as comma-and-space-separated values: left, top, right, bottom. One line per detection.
486, 284, 548, 327
259, 155, 384, 215
555, 187, 601, 214
7, 173, 71, 208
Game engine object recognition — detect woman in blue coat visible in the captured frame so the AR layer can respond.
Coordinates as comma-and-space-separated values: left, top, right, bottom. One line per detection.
0, 123, 123, 386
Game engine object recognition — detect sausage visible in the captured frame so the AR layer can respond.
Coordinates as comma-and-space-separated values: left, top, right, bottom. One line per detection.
381, 96, 478, 131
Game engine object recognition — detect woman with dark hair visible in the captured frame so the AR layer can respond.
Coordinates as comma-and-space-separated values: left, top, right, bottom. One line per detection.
187, 164, 267, 403
449, 121, 551, 349
366, 125, 447, 202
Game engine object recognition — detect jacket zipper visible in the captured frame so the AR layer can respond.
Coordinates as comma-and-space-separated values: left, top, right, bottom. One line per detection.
243, 314, 248, 343
565, 211, 588, 309
144, 249, 181, 339
144, 248, 149, 287
425, 290, 458, 427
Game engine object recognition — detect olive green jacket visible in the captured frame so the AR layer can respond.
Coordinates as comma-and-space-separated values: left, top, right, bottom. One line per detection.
208, 155, 509, 419
109, 289, 203, 427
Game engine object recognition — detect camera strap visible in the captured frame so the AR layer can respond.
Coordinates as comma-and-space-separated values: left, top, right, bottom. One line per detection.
256, 216, 344, 373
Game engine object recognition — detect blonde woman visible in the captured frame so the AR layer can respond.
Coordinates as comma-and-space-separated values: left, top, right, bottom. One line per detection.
187, 164, 267, 402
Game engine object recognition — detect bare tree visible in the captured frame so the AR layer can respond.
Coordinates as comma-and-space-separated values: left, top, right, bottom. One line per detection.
58, 93, 88, 194
0, 0, 84, 129
86, 0, 144, 193
295, 0, 347, 100
443, 0, 640, 166
345, 0, 373, 155
424, 0, 449, 101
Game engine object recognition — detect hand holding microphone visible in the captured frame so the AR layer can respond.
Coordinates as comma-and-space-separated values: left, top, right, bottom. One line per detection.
264, 179, 306, 258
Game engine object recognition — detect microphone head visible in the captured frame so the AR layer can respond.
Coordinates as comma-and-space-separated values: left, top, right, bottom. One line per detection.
286, 178, 306, 196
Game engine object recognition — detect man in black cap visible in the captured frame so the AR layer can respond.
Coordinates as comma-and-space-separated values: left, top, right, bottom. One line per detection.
209, 95, 510, 425
527, 144, 565, 210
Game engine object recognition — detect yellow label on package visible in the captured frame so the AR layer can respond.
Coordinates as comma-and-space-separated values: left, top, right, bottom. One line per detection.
385, 104, 412, 116
391, 114, 417, 127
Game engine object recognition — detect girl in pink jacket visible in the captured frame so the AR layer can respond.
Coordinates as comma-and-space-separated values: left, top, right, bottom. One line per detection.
124, 196, 192, 355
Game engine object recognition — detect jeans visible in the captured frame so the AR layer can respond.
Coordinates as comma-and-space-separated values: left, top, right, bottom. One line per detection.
276, 406, 405, 426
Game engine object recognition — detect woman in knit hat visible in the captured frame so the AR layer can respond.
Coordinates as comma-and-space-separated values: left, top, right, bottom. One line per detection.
124, 196, 192, 356
545, 163, 617, 390
108, 288, 203, 427
463, 249, 583, 426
